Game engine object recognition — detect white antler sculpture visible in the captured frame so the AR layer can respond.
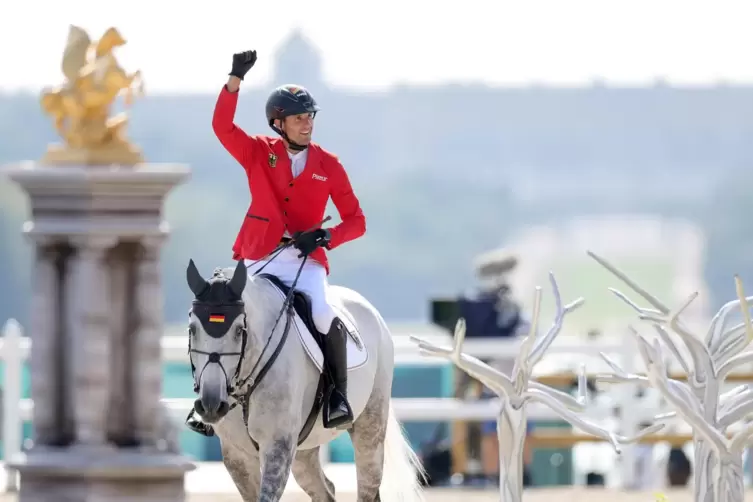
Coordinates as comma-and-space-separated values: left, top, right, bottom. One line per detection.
411, 272, 665, 502
589, 250, 753, 502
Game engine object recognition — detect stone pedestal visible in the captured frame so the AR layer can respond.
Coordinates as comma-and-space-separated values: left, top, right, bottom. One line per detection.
1, 161, 195, 502
16, 450, 191, 502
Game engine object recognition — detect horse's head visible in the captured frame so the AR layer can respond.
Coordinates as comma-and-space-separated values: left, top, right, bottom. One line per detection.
186, 259, 248, 424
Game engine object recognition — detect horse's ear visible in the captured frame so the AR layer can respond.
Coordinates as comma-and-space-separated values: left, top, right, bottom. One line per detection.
228, 260, 247, 298
186, 259, 209, 297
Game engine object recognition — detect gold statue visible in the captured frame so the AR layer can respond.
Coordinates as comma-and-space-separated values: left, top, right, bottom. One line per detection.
40, 25, 145, 166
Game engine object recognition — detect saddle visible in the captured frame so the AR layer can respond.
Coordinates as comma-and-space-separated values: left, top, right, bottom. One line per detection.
258, 273, 329, 356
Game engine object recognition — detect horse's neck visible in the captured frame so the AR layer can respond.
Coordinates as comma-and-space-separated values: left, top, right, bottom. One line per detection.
243, 279, 281, 332
240, 280, 318, 424
241, 281, 292, 378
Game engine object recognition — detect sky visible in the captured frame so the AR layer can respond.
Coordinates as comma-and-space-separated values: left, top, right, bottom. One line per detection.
1, 0, 753, 93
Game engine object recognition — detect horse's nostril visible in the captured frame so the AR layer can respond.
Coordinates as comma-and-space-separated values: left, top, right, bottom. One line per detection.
218, 401, 230, 417
194, 398, 205, 416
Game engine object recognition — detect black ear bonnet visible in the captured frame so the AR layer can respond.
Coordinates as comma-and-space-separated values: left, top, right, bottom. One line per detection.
186, 259, 247, 338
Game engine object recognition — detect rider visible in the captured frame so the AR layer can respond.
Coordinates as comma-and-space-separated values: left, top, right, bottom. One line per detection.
185, 50, 366, 436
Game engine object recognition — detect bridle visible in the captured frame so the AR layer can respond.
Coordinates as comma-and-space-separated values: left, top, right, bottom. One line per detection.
186, 254, 308, 428
187, 310, 248, 396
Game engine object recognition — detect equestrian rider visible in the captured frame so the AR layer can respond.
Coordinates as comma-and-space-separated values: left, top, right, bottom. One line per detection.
185, 50, 366, 436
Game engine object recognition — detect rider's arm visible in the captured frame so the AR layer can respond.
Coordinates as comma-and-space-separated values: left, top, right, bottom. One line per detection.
325, 159, 366, 250
212, 77, 259, 169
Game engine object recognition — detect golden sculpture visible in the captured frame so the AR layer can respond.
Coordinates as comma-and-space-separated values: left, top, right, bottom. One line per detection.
40, 25, 145, 166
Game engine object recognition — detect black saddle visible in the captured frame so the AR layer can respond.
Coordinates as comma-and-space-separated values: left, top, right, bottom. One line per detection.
258, 273, 326, 350
256, 273, 329, 446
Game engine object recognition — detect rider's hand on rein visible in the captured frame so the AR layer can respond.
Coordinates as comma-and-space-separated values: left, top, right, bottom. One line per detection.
292, 229, 331, 258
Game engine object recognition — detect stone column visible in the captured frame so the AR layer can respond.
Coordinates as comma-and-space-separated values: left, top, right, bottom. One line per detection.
70, 236, 117, 447
28, 238, 63, 447
3, 156, 194, 501
132, 236, 166, 448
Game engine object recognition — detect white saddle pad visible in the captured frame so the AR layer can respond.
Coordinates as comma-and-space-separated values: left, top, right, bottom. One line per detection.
264, 280, 368, 373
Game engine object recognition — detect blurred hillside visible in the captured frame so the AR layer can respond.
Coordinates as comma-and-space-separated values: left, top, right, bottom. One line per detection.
1, 32, 752, 329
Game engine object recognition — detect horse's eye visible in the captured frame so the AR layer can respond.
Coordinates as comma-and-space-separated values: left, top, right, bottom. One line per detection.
188, 325, 196, 336
235, 325, 244, 339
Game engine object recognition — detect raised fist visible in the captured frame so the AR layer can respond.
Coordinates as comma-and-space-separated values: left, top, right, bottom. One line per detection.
229, 50, 257, 80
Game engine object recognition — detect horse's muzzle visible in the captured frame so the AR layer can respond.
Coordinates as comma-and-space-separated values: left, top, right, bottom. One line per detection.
194, 396, 230, 424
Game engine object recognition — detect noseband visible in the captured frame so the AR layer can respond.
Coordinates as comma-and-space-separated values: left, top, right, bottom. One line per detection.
188, 300, 249, 395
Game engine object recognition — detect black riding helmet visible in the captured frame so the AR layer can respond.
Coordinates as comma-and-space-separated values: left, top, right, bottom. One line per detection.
265, 84, 320, 151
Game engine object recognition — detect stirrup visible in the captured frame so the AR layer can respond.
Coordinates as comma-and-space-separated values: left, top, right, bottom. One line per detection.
322, 387, 353, 430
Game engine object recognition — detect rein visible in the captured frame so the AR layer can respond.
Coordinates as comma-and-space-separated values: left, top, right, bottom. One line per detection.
187, 216, 330, 432
234, 215, 331, 396
229, 255, 307, 434
237, 254, 307, 393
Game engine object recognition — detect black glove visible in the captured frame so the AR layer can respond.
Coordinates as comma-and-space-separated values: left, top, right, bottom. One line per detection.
229, 50, 257, 80
293, 229, 330, 257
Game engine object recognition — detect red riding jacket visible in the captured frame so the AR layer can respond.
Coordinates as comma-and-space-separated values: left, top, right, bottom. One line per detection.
212, 85, 366, 275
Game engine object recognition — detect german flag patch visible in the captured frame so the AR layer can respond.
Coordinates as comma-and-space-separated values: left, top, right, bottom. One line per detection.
209, 314, 225, 323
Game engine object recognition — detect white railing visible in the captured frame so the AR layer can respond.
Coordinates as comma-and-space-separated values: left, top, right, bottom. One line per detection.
1, 318, 644, 488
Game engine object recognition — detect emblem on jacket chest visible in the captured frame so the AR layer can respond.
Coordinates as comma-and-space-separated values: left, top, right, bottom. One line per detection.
268, 153, 277, 168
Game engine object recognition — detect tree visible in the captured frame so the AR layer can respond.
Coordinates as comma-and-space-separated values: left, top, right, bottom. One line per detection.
411, 272, 664, 502
589, 250, 753, 502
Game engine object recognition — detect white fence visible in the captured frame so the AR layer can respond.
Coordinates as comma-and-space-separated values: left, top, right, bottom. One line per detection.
0, 318, 649, 487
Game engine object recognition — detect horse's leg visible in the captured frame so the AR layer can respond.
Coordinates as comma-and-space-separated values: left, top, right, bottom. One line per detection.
258, 435, 296, 502
291, 446, 336, 502
349, 392, 389, 502
221, 444, 261, 502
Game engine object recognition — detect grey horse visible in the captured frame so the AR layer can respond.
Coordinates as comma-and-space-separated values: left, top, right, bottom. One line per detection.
185, 259, 426, 502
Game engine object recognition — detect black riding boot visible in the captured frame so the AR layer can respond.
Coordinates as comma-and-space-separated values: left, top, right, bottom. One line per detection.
185, 408, 215, 437
322, 317, 354, 430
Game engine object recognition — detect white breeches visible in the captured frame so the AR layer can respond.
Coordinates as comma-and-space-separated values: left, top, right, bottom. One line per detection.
244, 247, 336, 334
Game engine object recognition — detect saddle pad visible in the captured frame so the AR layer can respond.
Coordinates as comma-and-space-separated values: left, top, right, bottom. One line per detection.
266, 284, 369, 373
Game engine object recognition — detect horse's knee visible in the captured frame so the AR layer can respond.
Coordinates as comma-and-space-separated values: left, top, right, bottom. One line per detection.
257, 436, 297, 500
261, 436, 296, 470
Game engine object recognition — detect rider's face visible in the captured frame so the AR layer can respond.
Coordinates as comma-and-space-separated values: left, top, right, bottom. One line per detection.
280, 112, 314, 146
